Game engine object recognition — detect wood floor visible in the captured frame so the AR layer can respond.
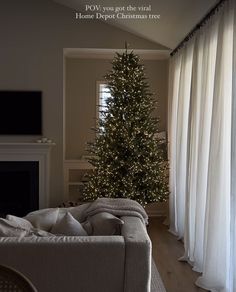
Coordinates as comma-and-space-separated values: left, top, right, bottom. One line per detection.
148, 217, 207, 292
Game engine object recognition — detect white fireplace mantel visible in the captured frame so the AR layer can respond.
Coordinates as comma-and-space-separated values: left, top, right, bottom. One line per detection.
0, 143, 55, 209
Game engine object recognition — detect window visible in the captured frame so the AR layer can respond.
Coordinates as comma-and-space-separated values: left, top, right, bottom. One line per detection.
97, 82, 111, 121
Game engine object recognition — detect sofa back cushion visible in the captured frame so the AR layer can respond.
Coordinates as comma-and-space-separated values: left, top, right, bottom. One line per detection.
85, 212, 124, 235
24, 208, 59, 231
6, 215, 33, 230
0, 218, 29, 238
57, 203, 90, 222
51, 212, 88, 236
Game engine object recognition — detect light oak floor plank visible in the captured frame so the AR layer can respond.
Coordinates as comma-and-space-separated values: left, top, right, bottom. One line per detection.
148, 217, 207, 292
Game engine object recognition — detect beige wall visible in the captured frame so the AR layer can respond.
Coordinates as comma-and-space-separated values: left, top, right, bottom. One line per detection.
65, 58, 169, 159
65, 58, 111, 159
0, 0, 168, 206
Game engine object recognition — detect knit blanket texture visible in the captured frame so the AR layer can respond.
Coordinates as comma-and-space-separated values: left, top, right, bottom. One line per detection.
81, 198, 148, 225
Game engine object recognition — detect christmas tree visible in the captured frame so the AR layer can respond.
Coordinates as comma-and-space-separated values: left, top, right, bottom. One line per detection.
83, 48, 168, 206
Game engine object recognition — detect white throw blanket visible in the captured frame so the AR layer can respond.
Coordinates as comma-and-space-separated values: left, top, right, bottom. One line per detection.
81, 198, 148, 225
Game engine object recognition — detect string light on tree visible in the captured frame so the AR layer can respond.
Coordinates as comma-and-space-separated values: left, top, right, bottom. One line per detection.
83, 45, 169, 206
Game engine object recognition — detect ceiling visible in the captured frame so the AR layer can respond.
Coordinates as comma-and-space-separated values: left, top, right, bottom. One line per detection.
53, 0, 217, 50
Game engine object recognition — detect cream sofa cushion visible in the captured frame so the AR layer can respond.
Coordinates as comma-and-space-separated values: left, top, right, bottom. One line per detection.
51, 212, 88, 236
24, 208, 59, 231
6, 215, 33, 229
0, 218, 29, 238
0, 217, 55, 238
58, 203, 90, 222
86, 212, 124, 235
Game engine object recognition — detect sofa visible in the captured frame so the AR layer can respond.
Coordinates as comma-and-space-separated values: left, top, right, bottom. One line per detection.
0, 201, 152, 292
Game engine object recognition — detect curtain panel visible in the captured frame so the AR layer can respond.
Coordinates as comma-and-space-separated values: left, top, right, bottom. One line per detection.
168, 0, 236, 291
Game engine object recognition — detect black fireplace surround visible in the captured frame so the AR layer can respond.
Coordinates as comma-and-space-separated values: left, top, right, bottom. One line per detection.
0, 161, 39, 217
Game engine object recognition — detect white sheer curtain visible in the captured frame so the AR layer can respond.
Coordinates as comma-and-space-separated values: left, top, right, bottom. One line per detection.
168, 1, 236, 291
168, 42, 194, 238
231, 15, 236, 290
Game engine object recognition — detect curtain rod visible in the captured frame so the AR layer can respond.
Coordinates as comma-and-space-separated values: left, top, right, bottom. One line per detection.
170, 0, 227, 57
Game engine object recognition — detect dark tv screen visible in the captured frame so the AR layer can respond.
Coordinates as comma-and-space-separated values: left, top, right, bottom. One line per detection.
0, 91, 42, 135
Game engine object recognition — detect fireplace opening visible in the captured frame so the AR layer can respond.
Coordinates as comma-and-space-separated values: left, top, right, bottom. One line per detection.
0, 161, 39, 217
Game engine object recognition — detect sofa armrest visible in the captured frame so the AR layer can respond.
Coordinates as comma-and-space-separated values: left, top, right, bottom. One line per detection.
121, 216, 152, 292
0, 236, 125, 292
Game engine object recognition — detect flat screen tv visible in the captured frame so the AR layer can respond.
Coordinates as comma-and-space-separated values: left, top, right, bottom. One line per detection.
0, 91, 42, 135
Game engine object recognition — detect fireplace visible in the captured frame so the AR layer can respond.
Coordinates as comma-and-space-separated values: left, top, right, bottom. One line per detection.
0, 143, 54, 217
0, 161, 39, 217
